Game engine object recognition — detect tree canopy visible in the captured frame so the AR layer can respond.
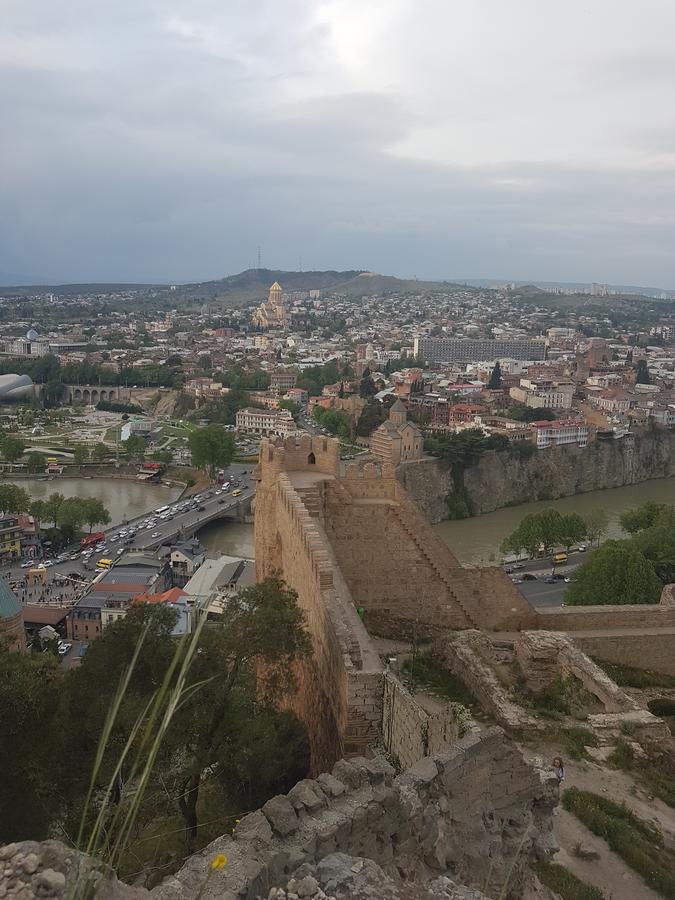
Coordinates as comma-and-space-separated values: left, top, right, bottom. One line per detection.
188, 424, 236, 479
0, 576, 312, 868
566, 540, 662, 606
501, 508, 588, 557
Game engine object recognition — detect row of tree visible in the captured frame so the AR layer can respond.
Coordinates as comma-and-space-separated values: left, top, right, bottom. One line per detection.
500, 507, 608, 558
502, 502, 675, 606
0, 484, 111, 545
0, 577, 311, 875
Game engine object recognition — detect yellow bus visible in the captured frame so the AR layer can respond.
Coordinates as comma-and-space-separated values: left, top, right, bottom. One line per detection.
96, 558, 113, 569
552, 552, 568, 565
47, 457, 58, 464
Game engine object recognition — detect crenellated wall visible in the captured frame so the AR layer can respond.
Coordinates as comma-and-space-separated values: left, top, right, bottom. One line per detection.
254, 435, 384, 772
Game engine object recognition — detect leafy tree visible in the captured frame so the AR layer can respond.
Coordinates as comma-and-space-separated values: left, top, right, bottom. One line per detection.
635, 359, 651, 385
313, 405, 351, 439
57, 497, 88, 542
1, 436, 26, 465
0, 484, 31, 514
92, 442, 109, 462
356, 399, 386, 437
43, 492, 65, 528
620, 502, 668, 534
359, 373, 377, 398
278, 400, 300, 421
57, 577, 311, 853
72, 444, 90, 466
29, 499, 46, 525
83, 498, 111, 532
0, 642, 62, 842
488, 361, 502, 390
507, 405, 556, 423
188, 424, 236, 479
583, 508, 609, 547
123, 433, 146, 463
557, 513, 587, 553
500, 508, 571, 557
42, 379, 65, 408
26, 452, 45, 474
631, 507, 675, 584
566, 540, 662, 605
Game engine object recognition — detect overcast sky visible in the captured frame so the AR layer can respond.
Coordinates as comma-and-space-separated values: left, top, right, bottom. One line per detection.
2, 0, 675, 286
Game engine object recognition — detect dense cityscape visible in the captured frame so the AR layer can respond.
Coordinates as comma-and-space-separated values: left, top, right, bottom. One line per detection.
4, 1, 675, 898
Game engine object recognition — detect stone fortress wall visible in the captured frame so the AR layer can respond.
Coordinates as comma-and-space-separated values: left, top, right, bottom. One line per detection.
254, 433, 675, 769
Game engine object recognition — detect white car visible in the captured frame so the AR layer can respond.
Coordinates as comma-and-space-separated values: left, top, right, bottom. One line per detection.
57, 642, 72, 656
21, 561, 32, 568
151, 531, 161, 538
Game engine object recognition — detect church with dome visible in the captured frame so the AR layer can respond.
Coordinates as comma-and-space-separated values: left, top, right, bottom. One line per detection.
370, 399, 424, 466
252, 282, 290, 329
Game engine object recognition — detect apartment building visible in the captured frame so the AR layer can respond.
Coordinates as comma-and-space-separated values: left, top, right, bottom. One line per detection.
509, 378, 575, 409
530, 420, 589, 449
414, 336, 546, 364
0, 516, 22, 563
235, 406, 297, 437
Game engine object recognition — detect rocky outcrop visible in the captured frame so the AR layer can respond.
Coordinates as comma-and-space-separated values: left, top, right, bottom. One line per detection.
398, 429, 675, 522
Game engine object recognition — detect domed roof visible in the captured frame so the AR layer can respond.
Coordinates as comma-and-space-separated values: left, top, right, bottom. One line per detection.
0, 576, 21, 620
26, 328, 39, 341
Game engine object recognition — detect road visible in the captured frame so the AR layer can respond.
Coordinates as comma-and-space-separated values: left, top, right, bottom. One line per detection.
504, 548, 591, 608
1, 463, 255, 599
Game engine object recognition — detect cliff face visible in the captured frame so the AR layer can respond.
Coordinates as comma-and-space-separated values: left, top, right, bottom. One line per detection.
398, 429, 675, 523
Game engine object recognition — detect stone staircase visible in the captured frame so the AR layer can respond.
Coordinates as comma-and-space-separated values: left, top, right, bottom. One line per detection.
392, 503, 480, 629
296, 485, 323, 520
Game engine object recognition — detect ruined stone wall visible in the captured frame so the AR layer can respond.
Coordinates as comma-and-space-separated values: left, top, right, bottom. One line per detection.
399, 429, 675, 523
381, 672, 462, 769
153, 728, 557, 900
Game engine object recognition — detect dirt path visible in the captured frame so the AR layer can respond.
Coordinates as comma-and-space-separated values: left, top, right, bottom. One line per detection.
526, 742, 675, 899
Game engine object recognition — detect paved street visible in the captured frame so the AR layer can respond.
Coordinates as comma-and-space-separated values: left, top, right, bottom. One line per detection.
0, 463, 255, 603
504, 549, 589, 608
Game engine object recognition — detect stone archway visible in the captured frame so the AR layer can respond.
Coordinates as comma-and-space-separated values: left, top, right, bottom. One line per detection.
74, 388, 82, 402
82, 389, 90, 403
308, 452, 316, 465
90, 389, 99, 404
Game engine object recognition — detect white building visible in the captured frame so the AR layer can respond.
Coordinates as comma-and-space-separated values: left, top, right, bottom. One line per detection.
235, 406, 297, 437
530, 420, 589, 449
510, 378, 574, 410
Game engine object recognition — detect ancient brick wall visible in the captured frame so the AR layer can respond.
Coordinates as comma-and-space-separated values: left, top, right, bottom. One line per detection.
536, 604, 675, 631
574, 633, 675, 677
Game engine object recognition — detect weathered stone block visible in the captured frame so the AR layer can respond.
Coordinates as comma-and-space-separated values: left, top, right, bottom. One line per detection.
263, 795, 299, 837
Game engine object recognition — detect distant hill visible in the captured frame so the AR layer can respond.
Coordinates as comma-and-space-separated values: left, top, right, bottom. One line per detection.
0, 282, 160, 298
175, 268, 465, 304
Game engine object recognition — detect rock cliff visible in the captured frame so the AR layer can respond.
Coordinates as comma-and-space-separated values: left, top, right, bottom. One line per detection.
398, 429, 675, 523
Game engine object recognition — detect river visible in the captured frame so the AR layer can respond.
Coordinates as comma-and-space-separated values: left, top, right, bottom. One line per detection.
18, 474, 675, 567
434, 476, 675, 565
20, 477, 181, 527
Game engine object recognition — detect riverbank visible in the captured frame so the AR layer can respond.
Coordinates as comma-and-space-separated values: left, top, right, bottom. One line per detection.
399, 428, 675, 523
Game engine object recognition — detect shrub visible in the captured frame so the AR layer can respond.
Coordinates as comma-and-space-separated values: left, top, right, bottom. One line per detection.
563, 787, 675, 898
402, 653, 478, 711
648, 698, 675, 717
593, 660, 675, 689
534, 862, 605, 900
563, 726, 598, 760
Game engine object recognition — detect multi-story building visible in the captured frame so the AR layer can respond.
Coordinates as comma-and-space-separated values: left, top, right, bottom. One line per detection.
530, 420, 589, 449
270, 371, 297, 394
509, 378, 575, 410
235, 406, 297, 437
414, 336, 546, 364
370, 400, 424, 466
0, 516, 22, 563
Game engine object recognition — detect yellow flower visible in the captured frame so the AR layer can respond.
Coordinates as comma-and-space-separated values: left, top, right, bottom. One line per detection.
235, 819, 241, 825
211, 854, 228, 870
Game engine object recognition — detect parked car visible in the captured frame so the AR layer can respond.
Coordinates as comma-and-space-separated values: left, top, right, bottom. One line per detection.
544, 576, 556, 584
521, 573, 538, 581
57, 642, 72, 656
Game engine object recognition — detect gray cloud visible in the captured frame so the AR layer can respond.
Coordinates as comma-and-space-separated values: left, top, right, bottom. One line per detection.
1, 0, 674, 286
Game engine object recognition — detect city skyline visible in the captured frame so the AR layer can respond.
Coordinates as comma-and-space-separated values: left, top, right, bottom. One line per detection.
3, 1, 675, 285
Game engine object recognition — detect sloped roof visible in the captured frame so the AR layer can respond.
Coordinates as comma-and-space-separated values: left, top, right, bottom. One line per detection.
0, 576, 21, 619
